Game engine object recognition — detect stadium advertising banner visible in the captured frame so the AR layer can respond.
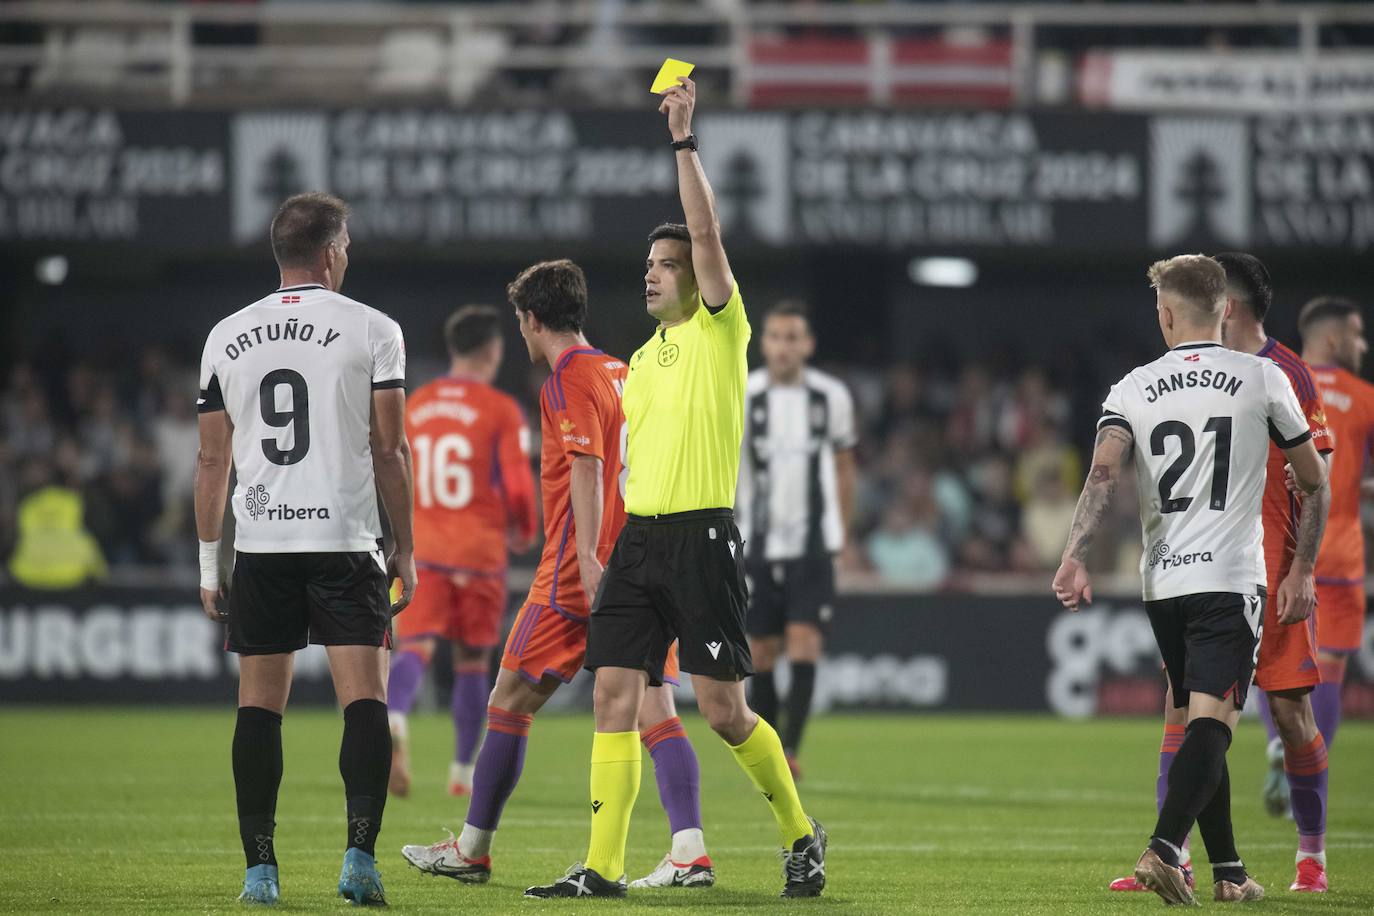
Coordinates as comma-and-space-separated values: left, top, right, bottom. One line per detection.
1080, 51, 1374, 114
3, 108, 1374, 253
715, 111, 1147, 249
232, 110, 678, 249
0, 109, 228, 246
3, 586, 1372, 717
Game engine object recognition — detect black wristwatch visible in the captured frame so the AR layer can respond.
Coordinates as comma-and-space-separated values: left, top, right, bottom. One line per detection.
671, 134, 698, 152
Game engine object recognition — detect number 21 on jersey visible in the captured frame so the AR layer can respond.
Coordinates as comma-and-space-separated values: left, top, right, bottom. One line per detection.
1151, 416, 1232, 514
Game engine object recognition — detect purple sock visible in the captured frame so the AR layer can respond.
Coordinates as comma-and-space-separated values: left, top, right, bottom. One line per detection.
641, 717, 702, 835
464, 707, 530, 831
1310, 680, 1342, 750
1157, 724, 1193, 856
451, 671, 488, 765
1255, 691, 1279, 742
1157, 725, 1185, 812
387, 650, 427, 715
1285, 735, 1329, 850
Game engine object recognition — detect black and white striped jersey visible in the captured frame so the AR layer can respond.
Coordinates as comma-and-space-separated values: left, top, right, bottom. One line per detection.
197, 283, 406, 553
1099, 341, 1310, 601
736, 367, 856, 562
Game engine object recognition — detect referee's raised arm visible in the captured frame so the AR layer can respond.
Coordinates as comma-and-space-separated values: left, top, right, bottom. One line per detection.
659, 76, 734, 310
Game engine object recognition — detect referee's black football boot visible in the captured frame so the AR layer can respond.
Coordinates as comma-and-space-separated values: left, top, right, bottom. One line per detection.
524, 864, 627, 899
781, 816, 828, 898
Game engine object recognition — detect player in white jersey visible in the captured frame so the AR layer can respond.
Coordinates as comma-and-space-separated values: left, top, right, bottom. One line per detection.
194, 192, 417, 907
736, 300, 856, 779
1053, 255, 1326, 906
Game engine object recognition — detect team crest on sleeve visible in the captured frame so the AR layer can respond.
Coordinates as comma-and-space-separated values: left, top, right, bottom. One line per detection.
560, 417, 590, 447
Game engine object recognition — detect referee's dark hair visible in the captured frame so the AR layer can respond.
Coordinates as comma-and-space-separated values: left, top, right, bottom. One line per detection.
764, 299, 813, 331
445, 305, 503, 357
507, 259, 588, 333
271, 192, 349, 268
1298, 295, 1361, 340
648, 222, 692, 248
1212, 251, 1273, 322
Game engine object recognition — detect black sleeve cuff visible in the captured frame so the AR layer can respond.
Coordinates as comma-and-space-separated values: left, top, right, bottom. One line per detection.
196, 375, 224, 413
372, 379, 405, 390
1097, 413, 1132, 435
1269, 420, 1312, 449
705, 300, 729, 315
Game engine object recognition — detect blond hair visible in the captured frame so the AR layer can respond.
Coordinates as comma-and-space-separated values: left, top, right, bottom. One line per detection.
1147, 254, 1228, 320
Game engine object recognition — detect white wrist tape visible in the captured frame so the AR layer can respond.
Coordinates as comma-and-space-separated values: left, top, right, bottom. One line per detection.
199, 539, 221, 591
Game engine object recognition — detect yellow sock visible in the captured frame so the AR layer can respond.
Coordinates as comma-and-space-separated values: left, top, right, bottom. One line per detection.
728, 717, 812, 847
584, 731, 640, 880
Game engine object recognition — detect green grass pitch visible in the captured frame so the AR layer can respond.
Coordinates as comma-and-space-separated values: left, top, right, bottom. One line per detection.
3, 708, 1372, 914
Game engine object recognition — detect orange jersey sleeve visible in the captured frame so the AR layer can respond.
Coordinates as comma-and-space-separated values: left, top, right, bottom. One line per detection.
1312, 365, 1374, 582
495, 398, 539, 550
407, 377, 532, 576
1259, 340, 1333, 589
526, 348, 629, 617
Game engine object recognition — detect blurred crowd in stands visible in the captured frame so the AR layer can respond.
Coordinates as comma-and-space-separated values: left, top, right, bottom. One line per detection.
5, 0, 1374, 107
0, 341, 1153, 592
1, 353, 201, 586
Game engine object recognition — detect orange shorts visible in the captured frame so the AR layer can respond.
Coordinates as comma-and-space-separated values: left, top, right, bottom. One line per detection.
1315, 579, 1367, 654
501, 602, 680, 686
394, 566, 507, 647
1254, 579, 1320, 692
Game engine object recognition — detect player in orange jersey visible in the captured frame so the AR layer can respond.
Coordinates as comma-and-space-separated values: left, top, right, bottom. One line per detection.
1110, 253, 1334, 896
1218, 254, 1334, 895
400, 260, 715, 889
387, 306, 538, 799
1299, 296, 1372, 761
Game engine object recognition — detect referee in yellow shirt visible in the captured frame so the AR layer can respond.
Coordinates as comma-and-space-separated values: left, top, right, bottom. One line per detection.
526, 77, 826, 901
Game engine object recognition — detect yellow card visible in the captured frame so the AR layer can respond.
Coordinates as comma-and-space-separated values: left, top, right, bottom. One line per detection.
651, 58, 695, 94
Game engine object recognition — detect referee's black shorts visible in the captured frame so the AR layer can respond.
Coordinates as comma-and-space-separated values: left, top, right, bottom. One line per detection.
586, 508, 753, 686
1146, 590, 1264, 711
228, 550, 392, 656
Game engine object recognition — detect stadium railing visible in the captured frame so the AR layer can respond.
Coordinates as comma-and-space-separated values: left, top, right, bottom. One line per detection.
2, 2, 1373, 108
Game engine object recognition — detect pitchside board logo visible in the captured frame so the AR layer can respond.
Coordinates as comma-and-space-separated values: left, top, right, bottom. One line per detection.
697, 114, 790, 245
657, 343, 680, 367
1149, 118, 1251, 248
245, 484, 270, 521
232, 114, 329, 245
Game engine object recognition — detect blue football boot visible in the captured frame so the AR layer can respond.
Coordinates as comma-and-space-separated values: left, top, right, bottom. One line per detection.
238, 863, 279, 905
338, 848, 387, 906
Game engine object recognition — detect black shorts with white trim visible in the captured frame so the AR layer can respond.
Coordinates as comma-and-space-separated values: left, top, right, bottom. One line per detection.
227, 549, 392, 656
1146, 590, 1264, 710
746, 555, 836, 637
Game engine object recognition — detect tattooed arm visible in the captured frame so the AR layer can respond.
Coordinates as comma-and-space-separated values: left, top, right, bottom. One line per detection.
1052, 424, 1134, 611
1276, 453, 1330, 625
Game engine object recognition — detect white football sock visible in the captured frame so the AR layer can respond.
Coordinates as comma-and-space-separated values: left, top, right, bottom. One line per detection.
449, 761, 475, 786
459, 823, 494, 859
671, 828, 706, 863
1296, 849, 1326, 865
